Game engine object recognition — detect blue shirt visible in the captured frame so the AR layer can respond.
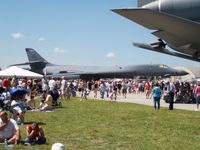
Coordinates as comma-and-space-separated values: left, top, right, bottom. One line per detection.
166, 83, 175, 92
152, 86, 162, 98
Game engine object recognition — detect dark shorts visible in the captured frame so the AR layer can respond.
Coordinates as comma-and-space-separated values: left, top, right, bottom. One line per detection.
122, 89, 127, 93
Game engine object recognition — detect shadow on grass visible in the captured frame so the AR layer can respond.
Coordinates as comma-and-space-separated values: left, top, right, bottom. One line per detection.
23, 122, 46, 125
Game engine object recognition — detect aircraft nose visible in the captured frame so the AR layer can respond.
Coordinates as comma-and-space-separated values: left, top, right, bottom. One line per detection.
178, 70, 188, 76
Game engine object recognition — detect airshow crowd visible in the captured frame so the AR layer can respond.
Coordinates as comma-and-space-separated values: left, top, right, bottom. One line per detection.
0, 75, 199, 147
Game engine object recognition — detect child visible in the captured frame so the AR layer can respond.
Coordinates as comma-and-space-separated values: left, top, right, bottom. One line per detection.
66, 86, 71, 100
39, 92, 46, 108
80, 88, 87, 101
110, 90, 117, 101
109, 91, 114, 102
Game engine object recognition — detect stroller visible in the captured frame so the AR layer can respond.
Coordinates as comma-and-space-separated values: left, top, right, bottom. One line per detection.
51, 89, 62, 107
9, 88, 28, 125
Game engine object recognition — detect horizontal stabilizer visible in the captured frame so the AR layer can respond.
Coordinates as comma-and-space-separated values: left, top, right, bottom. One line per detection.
133, 42, 200, 62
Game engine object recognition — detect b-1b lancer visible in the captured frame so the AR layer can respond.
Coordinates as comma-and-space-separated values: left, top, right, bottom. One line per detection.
11, 48, 187, 80
112, 0, 200, 62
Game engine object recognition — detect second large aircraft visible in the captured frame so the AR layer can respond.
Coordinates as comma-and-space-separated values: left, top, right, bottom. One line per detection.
11, 48, 187, 80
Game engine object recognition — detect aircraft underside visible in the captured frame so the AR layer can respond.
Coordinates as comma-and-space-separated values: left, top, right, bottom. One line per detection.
112, 0, 200, 63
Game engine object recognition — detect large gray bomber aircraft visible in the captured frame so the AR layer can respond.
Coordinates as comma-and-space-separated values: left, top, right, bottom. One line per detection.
112, 0, 200, 62
11, 48, 187, 80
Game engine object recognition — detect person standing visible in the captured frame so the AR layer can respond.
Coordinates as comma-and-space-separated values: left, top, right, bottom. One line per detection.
145, 82, 151, 99
49, 77, 56, 90
151, 83, 162, 110
121, 81, 127, 98
166, 81, 175, 110
93, 81, 99, 98
42, 76, 48, 92
195, 82, 200, 111
60, 76, 67, 99
99, 82, 105, 99
2, 78, 11, 91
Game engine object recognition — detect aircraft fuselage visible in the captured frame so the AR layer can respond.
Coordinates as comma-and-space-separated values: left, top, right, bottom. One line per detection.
42, 64, 187, 80
144, 0, 200, 22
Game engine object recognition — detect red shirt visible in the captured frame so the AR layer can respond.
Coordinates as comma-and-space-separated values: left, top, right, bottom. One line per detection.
145, 84, 151, 90
2, 79, 11, 90
27, 125, 40, 139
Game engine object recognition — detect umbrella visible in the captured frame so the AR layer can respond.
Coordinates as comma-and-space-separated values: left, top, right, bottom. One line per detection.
10, 88, 28, 96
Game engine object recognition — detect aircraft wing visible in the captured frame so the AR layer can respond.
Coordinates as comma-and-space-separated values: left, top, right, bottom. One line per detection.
112, 8, 200, 48
9, 61, 45, 66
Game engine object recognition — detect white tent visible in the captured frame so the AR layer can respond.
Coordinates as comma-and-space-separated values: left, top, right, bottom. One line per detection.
0, 66, 43, 78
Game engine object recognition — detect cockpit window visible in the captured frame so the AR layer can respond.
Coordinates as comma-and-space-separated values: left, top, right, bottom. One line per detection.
159, 65, 168, 68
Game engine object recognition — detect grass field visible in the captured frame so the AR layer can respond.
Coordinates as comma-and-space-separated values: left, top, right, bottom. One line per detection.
1, 97, 200, 150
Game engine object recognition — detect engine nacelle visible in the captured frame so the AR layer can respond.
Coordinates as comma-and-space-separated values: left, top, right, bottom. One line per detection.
150, 38, 166, 48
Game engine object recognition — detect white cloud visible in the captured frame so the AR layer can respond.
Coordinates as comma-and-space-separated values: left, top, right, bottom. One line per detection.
106, 52, 116, 58
53, 47, 69, 54
11, 32, 24, 39
38, 37, 46, 41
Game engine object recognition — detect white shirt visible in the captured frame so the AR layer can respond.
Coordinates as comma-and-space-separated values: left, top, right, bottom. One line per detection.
18, 80, 22, 87
49, 79, 56, 89
61, 80, 67, 90
0, 119, 19, 139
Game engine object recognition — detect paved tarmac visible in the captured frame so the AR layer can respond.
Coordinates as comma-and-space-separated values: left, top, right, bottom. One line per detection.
85, 92, 197, 111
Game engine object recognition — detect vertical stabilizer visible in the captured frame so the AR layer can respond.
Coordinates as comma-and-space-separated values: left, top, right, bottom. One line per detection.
25, 48, 47, 62
25, 48, 49, 74
138, 0, 157, 7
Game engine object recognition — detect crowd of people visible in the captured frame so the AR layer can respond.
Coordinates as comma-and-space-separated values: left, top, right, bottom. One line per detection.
0, 76, 198, 107
0, 75, 199, 147
0, 76, 51, 146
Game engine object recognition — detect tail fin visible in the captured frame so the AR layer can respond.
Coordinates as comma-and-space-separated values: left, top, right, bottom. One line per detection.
138, 0, 157, 7
25, 48, 47, 63
25, 48, 50, 74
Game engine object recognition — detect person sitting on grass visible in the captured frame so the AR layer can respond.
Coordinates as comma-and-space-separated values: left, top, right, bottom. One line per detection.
26, 96, 36, 110
39, 92, 46, 108
0, 111, 21, 144
40, 91, 53, 111
25, 122, 46, 145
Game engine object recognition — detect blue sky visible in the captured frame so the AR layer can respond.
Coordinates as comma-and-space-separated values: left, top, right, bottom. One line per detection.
0, 0, 199, 69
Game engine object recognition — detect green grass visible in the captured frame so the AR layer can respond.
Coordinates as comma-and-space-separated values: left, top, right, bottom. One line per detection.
2, 97, 200, 150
